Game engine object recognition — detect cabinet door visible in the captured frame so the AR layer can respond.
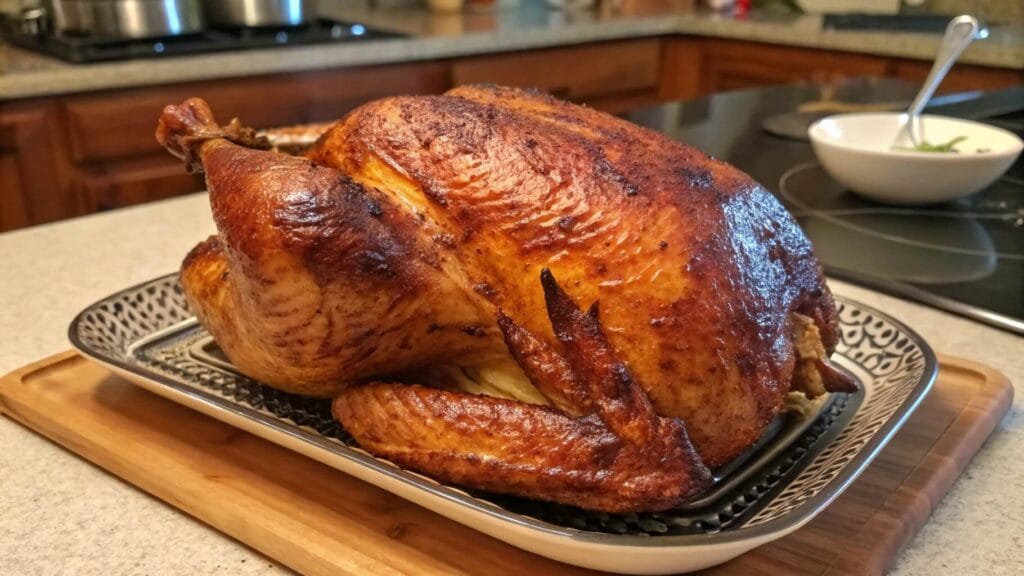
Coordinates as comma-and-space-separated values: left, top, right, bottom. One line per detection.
63, 62, 451, 165
704, 39, 889, 94
0, 103, 78, 232
660, 38, 890, 100
661, 37, 1023, 103
61, 61, 451, 212
452, 39, 662, 112
891, 59, 1024, 93
78, 155, 205, 213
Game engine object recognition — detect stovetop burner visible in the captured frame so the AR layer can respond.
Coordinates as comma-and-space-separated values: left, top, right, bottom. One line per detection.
4, 19, 404, 63
623, 81, 1024, 335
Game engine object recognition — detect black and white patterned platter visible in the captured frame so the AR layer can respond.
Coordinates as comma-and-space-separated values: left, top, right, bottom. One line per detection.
68, 273, 937, 574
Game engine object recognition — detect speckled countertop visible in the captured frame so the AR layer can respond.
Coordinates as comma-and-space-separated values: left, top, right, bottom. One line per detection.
0, 187, 1022, 573
0, 0, 1022, 101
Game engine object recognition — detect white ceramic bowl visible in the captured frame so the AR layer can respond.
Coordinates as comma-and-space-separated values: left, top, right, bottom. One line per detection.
808, 112, 1023, 205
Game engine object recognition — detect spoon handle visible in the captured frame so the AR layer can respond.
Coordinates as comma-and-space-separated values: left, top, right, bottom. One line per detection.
907, 15, 980, 144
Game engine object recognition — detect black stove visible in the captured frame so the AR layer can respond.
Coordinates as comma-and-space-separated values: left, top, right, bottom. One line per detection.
4, 19, 404, 63
622, 80, 1024, 335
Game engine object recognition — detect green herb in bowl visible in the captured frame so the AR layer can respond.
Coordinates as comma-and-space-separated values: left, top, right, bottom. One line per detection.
896, 136, 968, 153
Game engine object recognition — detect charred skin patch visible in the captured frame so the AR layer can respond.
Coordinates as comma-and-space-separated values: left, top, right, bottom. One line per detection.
257, 166, 423, 289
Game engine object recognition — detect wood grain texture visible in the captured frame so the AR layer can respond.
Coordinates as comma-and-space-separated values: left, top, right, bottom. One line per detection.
707, 357, 1012, 576
0, 100, 80, 230
0, 353, 1011, 575
4, 35, 1021, 232
659, 37, 1024, 101
78, 154, 204, 212
62, 62, 452, 163
451, 39, 661, 110
888, 59, 1024, 94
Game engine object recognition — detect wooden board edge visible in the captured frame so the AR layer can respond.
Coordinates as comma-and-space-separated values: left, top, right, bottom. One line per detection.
0, 350, 81, 414
0, 349, 80, 383
2, 350, 1014, 576
0, 355, 396, 576
824, 353, 1013, 576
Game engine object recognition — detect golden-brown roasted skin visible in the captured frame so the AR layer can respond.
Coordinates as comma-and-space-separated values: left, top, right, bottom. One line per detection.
335, 271, 713, 512
160, 98, 503, 396
157, 87, 853, 511
307, 85, 853, 467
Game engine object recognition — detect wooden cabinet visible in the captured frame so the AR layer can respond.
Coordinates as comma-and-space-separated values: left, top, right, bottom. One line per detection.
63, 62, 451, 165
890, 58, 1024, 94
2, 36, 1021, 232
452, 39, 662, 113
78, 156, 204, 212
0, 101, 78, 230
660, 37, 1024, 101
62, 62, 451, 215
661, 39, 883, 100
1, 40, 666, 232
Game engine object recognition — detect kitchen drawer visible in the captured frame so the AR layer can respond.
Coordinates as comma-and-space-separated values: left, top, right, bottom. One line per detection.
0, 101, 79, 231
451, 39, 661, 104
891, 59, 1024, 93
78, 154, 204, 212
63, 78, 301, 164
63, 62, 451, 164
700, 39, 889, 91
659, 38, 891, 100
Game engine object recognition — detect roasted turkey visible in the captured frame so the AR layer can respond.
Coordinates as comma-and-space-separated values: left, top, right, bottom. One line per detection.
157, 86, 854, 512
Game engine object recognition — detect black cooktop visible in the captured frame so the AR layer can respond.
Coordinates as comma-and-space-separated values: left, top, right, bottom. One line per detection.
823, 13, 967, 34
621, 80, 1023, 335
4, 19, 404, 63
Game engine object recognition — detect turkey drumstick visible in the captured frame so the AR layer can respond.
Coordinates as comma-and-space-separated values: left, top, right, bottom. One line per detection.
158, 98, 502, 396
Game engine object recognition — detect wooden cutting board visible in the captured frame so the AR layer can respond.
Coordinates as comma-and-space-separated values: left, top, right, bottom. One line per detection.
0, 352, 1012, 576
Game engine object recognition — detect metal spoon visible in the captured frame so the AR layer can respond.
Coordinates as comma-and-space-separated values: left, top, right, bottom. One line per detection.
901, 15, 982, 147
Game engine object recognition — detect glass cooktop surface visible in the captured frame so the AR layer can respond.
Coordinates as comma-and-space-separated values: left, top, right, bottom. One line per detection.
622, 80, 1023, 334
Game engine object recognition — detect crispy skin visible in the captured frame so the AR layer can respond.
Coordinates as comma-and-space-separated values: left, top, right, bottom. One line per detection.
496, 309, 584, 417
335, 384, 710, 513
306, 85, 850, 467
158, 88, 853, 511
335, 272, 712, 513
161, 99, 503, 396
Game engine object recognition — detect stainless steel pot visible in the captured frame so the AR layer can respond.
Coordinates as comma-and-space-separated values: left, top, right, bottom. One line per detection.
205, 0, 318, 28
49, 0, 205, 38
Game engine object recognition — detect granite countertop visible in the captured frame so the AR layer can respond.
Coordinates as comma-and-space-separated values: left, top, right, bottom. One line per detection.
0, 188, 1022, 573
1, 0, 1022, 101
